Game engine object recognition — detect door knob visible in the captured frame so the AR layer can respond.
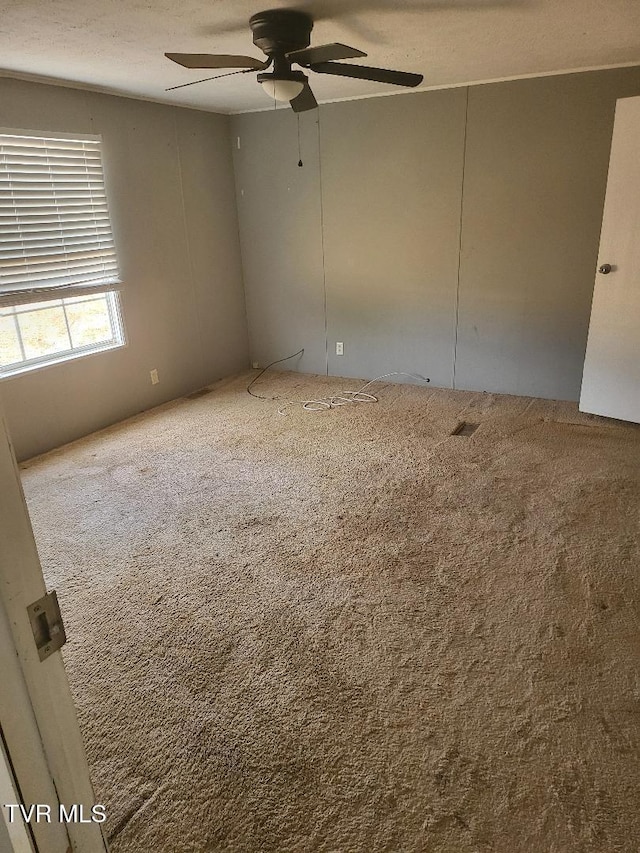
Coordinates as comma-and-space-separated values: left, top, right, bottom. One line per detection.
598, 263, 612, 274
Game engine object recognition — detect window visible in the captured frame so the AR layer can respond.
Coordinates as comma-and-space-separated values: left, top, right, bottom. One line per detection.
1, 292, 123, 373
0, 130, 124, 376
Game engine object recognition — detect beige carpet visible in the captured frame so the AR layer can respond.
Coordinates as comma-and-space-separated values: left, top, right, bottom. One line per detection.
20, 371, 640, 853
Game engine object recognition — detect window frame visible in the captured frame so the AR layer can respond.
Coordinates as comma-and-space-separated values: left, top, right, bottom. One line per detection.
0, 128, 125, 378
0, 290, 125, 378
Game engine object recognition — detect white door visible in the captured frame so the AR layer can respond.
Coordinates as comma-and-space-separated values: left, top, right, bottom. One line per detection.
580, 95, 640, 423
0, 399, 108, 853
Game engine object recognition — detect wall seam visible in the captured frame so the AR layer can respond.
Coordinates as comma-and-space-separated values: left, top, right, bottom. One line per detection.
227, 120, 252, 368
317, 108, 329, 376
452, 86, 470, 390
174, 112, 207, 387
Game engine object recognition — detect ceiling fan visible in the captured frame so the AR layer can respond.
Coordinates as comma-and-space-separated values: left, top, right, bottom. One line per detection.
165, 8, 424, 111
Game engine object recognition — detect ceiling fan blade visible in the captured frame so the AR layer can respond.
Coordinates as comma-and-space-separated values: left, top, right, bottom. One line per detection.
165, 53, 267, 70
290, 83, 318, 113
309, 61, 423, 88
165, 67, 258, 92
286, 42, 366, 66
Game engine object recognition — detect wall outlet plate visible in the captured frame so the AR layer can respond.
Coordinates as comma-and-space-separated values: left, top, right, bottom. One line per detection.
336, 342, 344, 355
150, 369, 159, 385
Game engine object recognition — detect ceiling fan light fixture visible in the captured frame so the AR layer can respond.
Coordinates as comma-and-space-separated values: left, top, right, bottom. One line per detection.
258, 71, 306, 102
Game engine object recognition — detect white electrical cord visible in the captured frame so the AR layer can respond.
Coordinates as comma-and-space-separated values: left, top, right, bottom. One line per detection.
277, 372, 431, 414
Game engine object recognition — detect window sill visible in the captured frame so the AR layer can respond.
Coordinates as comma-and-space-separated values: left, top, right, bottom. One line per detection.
0, 340, 126, 381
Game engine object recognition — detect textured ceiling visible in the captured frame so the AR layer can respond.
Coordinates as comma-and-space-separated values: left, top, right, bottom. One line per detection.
1, 0, 639, 114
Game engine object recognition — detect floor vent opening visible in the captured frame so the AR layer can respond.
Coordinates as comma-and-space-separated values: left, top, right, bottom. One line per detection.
186, 388, 213, 400
452, 421, 479, 437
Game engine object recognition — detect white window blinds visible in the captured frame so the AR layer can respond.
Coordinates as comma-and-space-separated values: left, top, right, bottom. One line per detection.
0, 130, 121, 307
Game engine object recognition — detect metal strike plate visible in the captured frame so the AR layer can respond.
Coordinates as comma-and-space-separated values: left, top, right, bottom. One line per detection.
27, 591, 66, 661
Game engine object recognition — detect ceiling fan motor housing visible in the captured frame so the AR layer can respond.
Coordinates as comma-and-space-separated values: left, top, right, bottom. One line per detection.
249, 9, 313, 57
257, 70, 307, 84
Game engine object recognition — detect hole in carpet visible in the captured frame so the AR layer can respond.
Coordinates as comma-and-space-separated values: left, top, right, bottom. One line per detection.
451, 421, 479, 437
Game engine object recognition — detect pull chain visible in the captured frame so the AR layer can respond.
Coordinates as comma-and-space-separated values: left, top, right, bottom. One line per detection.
297, 113, 303, 167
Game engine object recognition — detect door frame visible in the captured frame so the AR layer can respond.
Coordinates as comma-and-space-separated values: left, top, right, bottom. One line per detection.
0, 719, 39, 853
0, 397, 108, 853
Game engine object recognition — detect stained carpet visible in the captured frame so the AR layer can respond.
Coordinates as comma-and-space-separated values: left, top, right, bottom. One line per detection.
20, 371, 640, 853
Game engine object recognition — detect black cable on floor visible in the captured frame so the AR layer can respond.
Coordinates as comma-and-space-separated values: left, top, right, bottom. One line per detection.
246, 348, 305, 399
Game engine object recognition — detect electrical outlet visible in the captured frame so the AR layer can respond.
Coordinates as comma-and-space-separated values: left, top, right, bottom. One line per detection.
150, 369, 159, 385
336, 342, 344, 356
252, 361, 259, 369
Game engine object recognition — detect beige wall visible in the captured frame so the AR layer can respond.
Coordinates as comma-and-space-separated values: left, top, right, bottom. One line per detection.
231, 108, 326, 376
456, 70, 640, 399
232, 66, 640, 400
3, 66, 640, 461
0, 78, 249, 461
